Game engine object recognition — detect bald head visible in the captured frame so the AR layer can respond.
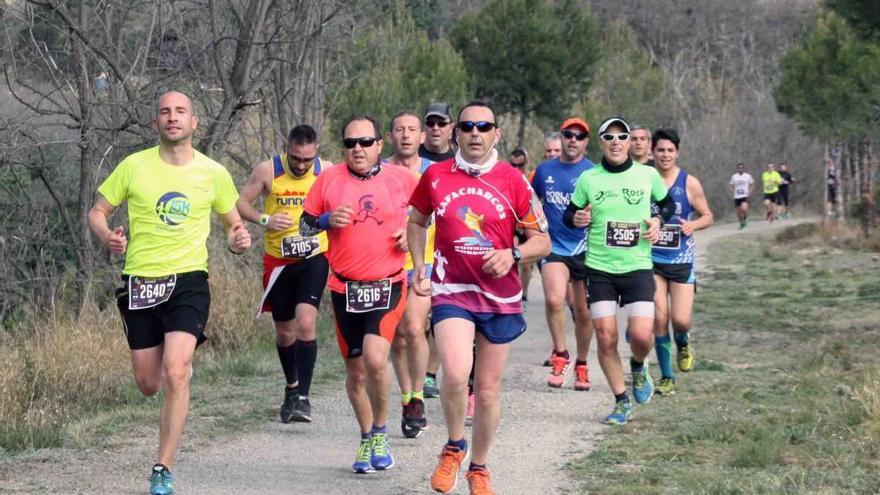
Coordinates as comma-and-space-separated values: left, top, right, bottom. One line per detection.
156, 91, 194, 117
155, 91, 197, 146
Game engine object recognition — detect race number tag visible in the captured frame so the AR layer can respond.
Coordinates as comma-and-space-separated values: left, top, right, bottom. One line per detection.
735, 187, 746, 197
655, 224, 682, 249
345, 279, 392, 313
605, 221, 640, 248
128, 275, 176, 310
281, 235, 320, 259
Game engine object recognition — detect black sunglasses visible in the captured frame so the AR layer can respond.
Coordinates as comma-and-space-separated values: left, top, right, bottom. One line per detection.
343, 137, 379, 149
457, 121, 497, 133
425, 119, 450, 128
561, 129, 588, 141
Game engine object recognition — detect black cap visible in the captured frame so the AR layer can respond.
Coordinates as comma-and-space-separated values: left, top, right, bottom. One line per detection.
424, 102, 452, 121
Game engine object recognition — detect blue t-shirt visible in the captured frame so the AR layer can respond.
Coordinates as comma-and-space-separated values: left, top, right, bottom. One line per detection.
531, 157, 594, 256
652, 169, 695, 264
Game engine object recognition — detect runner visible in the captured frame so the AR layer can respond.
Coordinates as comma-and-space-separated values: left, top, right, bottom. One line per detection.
408, 101, 550, 494
419, 102, 456, 400
649, 128, 714, 395
236, 124, 329, 424
563, 117, 675, 425
87, 91, 252, 495
384, 111, 434, 438
510, 148, 534, 306
300, 115, 418, 474
629, 125, 653, 166
777, 163, 795, 218
543, 132, 562, 160
531, 117, 595, 390
762, 163, 783, 222
729, 163, 754, 229
826, 159, 839, 216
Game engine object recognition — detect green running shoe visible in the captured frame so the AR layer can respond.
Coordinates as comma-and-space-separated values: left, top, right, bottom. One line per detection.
424, 375, 439, 398
604, 400, 633, 425
632, 363, 654, 404
656, 377, 676, 395
149, 465, 174, 495
678, 344, 695, 372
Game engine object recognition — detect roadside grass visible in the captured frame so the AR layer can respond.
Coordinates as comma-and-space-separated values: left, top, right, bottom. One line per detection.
568, 226, 880, 494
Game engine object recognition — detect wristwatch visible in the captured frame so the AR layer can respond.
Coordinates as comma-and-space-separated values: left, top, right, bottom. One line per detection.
512, 247, 522, 263
259, 214, 270, 226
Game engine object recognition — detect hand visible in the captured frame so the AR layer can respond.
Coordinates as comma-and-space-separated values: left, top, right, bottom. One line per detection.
680, 219, 695, 236
228, 223, 252, 253
643, 217, 661, 244
329, 205, 354, 228
411, 264, 432, 297
392, 229, 407, 252
573, 205, 592, 228
105, 226, 127, 254
266, 213, 294, 231
481, 248, 515, 278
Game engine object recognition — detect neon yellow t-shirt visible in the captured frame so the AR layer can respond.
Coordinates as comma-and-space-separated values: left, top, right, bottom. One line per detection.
97, 146, 239, 277
762, 171, 783, 194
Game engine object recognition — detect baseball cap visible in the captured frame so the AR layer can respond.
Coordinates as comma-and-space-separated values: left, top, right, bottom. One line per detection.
597, 117, 631, 135
424, 102, 452, 121
560, 117, 590, 134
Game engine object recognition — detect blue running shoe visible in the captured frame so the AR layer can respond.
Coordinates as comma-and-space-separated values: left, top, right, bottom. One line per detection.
352, 439, 374, 474
370, 432, 394, 470
149, 465, 174, 495
604, 400, 633, 425
632, 362, 654, 404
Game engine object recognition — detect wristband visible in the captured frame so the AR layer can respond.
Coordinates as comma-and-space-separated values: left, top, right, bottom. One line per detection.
318, 212, 331, 230
259, 214, 270, 227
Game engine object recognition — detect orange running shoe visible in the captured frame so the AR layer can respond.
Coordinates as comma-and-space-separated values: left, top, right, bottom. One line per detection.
574, 363, 592, 391
466, 468, 496, 495
430, 444, 468, 493
547, 354, 571, 388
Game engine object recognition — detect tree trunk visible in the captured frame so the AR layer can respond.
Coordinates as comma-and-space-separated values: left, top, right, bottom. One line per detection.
516, 107, 527, 149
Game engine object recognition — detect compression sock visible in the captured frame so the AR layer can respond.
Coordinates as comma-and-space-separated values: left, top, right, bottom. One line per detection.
447, 438, 468, 451
401, 391, 413, 405
655, 334, 675, 379
294, 339, 317, 396
412, 390, 424, 401
277, 342, 298, 387
674, 331, 689, 351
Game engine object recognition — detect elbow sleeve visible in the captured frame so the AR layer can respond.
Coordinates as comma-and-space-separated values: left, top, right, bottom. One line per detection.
656, 194, 676, 222
562, 201, 580, 228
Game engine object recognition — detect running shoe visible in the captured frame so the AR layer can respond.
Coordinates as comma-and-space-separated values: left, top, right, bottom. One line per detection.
401, 402, 423, 439
604, 400, 633, 425
656, 377, 676, 395
573, 363, 591, 391
632, 362, 654, 404
149, 465, 174, 495
466, 467, 496, 495
370, 432, 394, 470
465, 393, 475, 427
424, 375, 440, 398
279, 386, 298, 424
678, 344, 694, 372
542, 351, 553, 367
411, 397, 428, 430
547, 354, 571, 388
352, 439, 374, 474
290, 395, 311, 423
430, 445, 468, 493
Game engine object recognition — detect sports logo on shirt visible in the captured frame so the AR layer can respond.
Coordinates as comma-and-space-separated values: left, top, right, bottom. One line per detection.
594, 190, 618, 205
353, 194, 383, 225
622, 188, 645, 205
155, 192, 190, 226
453, 206, 494, 254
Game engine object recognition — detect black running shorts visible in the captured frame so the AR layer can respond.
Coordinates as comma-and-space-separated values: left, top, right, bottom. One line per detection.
265, 254, 329, 321
538, 252, 587, 281
331, 281, 406, 359
115, 271, 210, 350
585, 267, 655, 306
734, 197, 749, 207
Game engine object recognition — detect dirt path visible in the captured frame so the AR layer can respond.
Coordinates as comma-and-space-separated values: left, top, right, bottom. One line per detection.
2, 218, 810, 494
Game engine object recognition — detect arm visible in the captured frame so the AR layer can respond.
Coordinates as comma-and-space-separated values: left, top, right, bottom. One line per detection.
681, 176, 714, 235
236, 160, 293, 231
88, 195, 127, 254
407, 209, 431, 296
218, 208, 252, 254
644, 193, 676, 243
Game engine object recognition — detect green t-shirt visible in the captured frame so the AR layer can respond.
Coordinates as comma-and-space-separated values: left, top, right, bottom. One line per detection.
571, 161, 668, 274
97, 146, 239, 277
762, 171, 783, 194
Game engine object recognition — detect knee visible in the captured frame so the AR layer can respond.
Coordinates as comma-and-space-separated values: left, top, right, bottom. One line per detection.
295, 314, 317, 339
162, 363, 191, 391
544, 293, 565, 312
275, 324, 296, 345
441, 368, 470, 393
594, 326, 617, 350
671, 318, 691, 333
363, 354, 388, 377
346, 365, 367, 389
135, 375, 161, 396
473, 381, 500, 405
391, 335, 407, 354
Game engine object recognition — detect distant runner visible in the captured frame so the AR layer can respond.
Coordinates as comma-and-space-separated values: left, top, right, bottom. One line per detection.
300, 115, 418, 474
629, 124, 653, 166
729, 163, 754, 229
563, 117, 675, 425
649, 128, 713, 395
236, 125, 329, 424
777, 163, 795, 218
762, 163, 783, 222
